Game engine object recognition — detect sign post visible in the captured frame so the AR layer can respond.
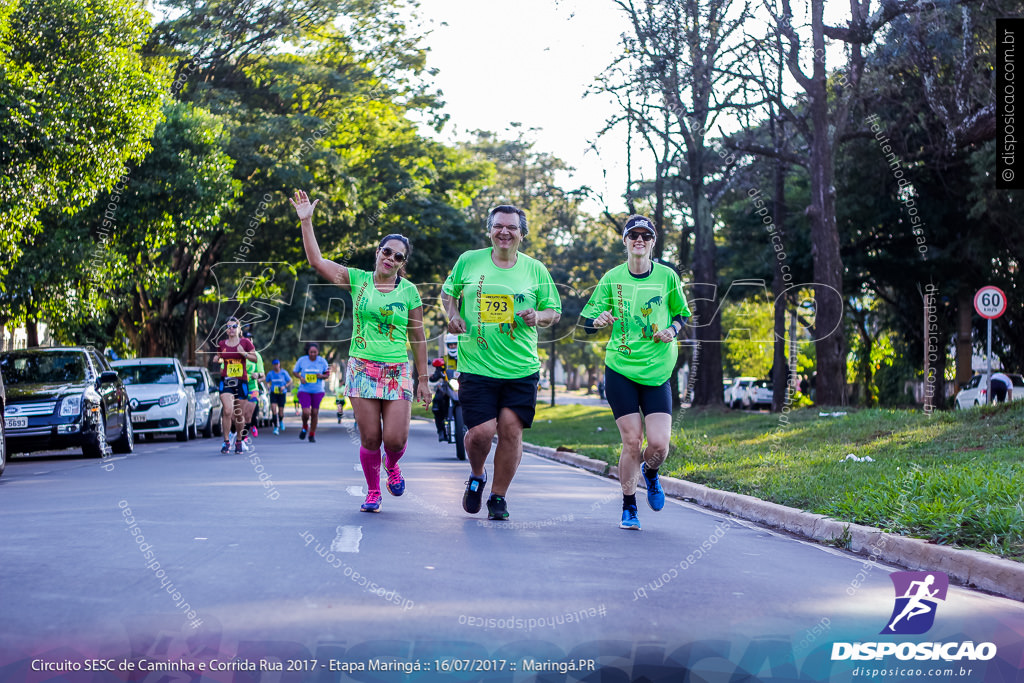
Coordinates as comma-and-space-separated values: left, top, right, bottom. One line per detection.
974, 286, 1008, 404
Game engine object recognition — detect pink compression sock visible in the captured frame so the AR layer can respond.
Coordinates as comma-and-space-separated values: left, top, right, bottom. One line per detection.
359, 446, 382, 493
384, 444, 406, 470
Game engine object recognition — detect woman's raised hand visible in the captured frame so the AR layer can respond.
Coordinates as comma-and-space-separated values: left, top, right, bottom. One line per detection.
289, 190, 319, 222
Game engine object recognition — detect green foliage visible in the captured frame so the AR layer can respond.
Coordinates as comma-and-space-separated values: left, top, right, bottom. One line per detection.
0, 0, 167, 275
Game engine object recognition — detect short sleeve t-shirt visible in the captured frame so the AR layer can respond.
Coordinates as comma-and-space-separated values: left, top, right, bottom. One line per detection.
218, 338, 255, 382
293, 355, 329, 394
441, 248, 561, 379
580, 262, 690, 386
266, 369, 291, 395
246, 351, 265, 380
348, 268, 423, 363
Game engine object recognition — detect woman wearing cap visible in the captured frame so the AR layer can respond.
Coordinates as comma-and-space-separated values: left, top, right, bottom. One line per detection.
580, 215, 691, 531
291, 190, 431, 513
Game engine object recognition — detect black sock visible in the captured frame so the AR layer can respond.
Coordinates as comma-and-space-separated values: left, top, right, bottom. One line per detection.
645, 467, 659, 479
623, 494, 637, 510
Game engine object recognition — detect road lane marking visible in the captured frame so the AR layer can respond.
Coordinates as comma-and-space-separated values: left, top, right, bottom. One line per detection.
331, 525, 362, 553
346, 486, 364, 497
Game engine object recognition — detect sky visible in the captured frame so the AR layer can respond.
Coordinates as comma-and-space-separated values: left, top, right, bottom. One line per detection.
413, 0, 631, 213
413, 0, 851, 216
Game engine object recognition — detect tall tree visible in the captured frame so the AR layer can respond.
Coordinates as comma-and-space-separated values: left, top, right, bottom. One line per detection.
605, 0, 757, 406
0, 0, 166, 276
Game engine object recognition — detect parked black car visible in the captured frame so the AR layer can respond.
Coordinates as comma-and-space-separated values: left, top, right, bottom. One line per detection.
0, 371, 7, 478
0, 346, 133, 458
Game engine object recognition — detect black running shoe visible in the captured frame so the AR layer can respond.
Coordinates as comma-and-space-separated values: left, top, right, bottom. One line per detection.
299, 428, 307, 440
308, 433, 316, 443
462, 471, 487, 514
486, 494, 509, 521
220, 440, 230, 454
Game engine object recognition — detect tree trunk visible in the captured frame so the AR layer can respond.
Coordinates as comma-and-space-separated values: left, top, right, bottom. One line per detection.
955, 289, 973, 391
771, 134, 788, 413
691, 180, 723, 406
26, 317, 39, 348
806, 0, 847, 406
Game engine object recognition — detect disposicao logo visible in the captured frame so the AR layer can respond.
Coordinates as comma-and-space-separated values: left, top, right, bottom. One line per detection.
881, 571, 948, 635
831, 571, 997, 662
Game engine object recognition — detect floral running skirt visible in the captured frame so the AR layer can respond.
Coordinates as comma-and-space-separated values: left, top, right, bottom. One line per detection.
344, 357, 413, 402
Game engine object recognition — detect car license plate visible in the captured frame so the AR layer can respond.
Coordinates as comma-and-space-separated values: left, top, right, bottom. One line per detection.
131, 413, 146, 423
5, 416, 27, 429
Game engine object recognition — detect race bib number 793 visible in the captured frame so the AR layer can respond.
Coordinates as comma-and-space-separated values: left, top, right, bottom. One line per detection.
480, 294, 514, 324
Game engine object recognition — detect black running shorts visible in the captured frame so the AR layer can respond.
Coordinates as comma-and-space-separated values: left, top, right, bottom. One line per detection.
604, 366, 672, 419
458, 372, 540, 429
219, 377, 249, 400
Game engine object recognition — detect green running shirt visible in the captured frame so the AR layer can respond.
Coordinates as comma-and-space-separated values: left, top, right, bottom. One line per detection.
348, 268, 423, 363
442, 248, 561, 379
580, 262, 690, 386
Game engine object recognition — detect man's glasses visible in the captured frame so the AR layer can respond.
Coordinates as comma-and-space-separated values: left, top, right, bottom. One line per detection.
380, 246, 407, 263
626, 231, 655, 242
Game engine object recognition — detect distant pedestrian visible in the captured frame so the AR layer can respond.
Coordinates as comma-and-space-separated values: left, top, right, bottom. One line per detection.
990, 372, 1012, 404
213, 316, 257, 455
292, 343, 330, 443
580, 215, 690, 531
266, 359, 293, 433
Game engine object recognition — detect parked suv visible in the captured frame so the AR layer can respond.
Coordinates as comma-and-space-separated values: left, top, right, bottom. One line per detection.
742, 379, 773, 410
111, 358, 196, 441
1, 346, 133, 458
725, 376, 756, 409
184, 365, 218, 438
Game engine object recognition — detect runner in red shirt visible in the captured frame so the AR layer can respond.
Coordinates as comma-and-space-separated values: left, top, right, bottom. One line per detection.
213, 316, 257, 454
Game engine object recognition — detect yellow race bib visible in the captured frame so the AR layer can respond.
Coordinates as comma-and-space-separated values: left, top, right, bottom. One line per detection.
304, 373, 319, 383
226, 361, 243, 377
480, 294, 514, 324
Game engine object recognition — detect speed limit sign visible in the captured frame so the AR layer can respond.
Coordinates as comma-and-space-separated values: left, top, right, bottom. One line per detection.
974, 286, 1007, 319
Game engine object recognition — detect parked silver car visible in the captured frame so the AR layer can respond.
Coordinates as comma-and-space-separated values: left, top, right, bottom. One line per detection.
111, 358, 197, 441
184, 366, 219, 438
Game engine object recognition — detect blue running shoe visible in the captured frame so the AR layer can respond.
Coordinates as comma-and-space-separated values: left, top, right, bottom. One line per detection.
642, 462, 665, 511
462, 471, 487, 514
620, 505, 641, 530
385, 464, 405, 496
360, 491, 382, 512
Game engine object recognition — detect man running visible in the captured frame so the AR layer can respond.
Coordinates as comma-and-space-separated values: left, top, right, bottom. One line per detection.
292, 343, 330, 443
266, 359, 293, 434
441, 204, 561, 521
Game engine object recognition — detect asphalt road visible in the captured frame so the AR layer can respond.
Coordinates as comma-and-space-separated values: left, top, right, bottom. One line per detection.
1, 415, 1023, 682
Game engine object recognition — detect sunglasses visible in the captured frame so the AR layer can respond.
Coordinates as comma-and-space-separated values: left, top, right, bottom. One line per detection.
226, 323, 239, 329
379, 246, 407, 263
626, 231, 655, 242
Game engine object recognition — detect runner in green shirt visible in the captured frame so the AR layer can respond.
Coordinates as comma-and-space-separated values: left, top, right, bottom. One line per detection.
442, 204, 561, 521
292, 190, 430, 514
580, 215, 690, 531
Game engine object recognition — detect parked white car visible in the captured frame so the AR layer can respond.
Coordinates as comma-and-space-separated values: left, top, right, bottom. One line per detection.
954, 373, 1024, 409
111, 358, 197, 441
742, 379, 773, 410
183, 365, 218, 438
725, 377, 756, 409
